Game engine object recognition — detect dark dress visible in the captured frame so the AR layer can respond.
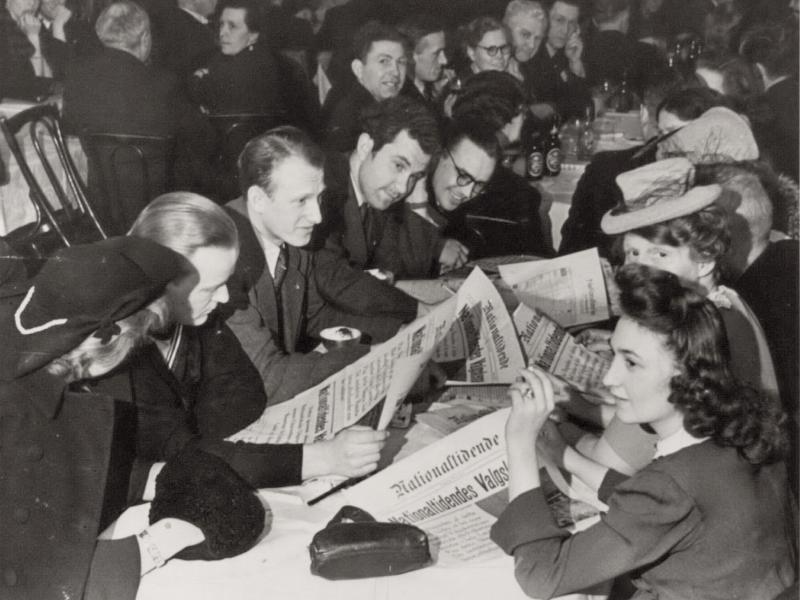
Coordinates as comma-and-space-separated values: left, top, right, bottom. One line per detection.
492, 440, 796, 600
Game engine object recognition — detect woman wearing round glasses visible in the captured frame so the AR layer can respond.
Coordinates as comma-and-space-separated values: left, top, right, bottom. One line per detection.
461, 16, 512, 75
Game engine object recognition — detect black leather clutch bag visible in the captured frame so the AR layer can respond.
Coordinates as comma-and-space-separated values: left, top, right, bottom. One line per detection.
309, 505, 432, 580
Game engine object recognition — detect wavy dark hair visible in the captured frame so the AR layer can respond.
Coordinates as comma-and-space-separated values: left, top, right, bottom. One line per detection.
616, 263, 788, 465
617, 204, 731, 282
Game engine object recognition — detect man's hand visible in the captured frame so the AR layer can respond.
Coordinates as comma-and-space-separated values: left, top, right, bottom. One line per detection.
438, 238, 469, 274
565, 29, 585, 77
302, 426, 387, 479
19, 12, 41, 37
51, 5, 71, 41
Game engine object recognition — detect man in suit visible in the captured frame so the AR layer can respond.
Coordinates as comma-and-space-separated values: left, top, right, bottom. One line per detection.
321, 20, 408, 152
62, 0, 211, 231
62, 0, 179, 137
398, 14, 448, 112
150, 0, 216, 89
224, 126, 415, 405
0, 0, 59, 99
740, 20, 799, 183
316, 95, 443, 282
520, 0, 591, 121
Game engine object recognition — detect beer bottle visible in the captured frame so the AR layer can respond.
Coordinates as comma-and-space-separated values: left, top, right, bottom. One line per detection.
526, 131, 544, 181
545, 121, 562, 177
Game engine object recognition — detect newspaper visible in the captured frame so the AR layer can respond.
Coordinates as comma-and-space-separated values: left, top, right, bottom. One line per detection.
434, 268, 525, 384
513, 303, 610, 393
228, 268, 520, 444
344, 409, 512, 563
498, 248, 609, 328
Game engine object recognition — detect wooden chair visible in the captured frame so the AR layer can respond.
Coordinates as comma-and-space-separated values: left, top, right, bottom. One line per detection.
0, 104, 108, 262
207, 113, 288, 201
81, 132, 175, 235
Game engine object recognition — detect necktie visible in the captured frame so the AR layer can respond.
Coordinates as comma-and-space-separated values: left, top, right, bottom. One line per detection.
273, 245, 288, 291
423, 82, 435, 103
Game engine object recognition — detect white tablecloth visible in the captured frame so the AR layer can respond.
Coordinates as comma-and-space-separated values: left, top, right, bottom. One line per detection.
106, 488, 604, 600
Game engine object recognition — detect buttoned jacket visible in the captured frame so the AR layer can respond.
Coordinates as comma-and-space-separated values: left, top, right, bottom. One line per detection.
0, 368, 137, 599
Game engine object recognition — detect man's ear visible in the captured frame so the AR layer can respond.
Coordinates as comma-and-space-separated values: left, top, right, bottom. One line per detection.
351, 58, 364, 84
355, 133, 374, 161
246, 184, 269, 209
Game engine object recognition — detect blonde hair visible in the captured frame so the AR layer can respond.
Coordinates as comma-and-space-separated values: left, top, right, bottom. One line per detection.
129, 192, 239, 260
46, 298, 169, 381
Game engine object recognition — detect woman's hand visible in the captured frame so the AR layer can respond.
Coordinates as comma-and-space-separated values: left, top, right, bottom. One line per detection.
505, 366, 558, 500
506, 366, 557, 449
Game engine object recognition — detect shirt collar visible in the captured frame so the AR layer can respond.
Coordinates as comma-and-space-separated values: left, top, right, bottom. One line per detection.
654, 427, 708, 459
245, 199, 284, 276
349, 152, 366, 209
180, 6, 208, 24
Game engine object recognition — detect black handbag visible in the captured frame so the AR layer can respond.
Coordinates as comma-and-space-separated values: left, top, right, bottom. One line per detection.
309, 505, 432, 580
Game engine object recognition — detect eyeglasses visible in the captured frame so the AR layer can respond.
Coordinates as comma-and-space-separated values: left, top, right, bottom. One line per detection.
477, 44, 511, 57
447, 148, 488, 198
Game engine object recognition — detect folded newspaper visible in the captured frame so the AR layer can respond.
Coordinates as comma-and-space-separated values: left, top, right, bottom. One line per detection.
228, 267, 524, 445
498, 248, 610, 328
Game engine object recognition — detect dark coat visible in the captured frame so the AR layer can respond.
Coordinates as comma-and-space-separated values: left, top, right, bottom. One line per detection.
519, 44, 592, 121
321, 82, 376, 153
316, 152, 443, 283
191, 44, 320, 136
0, 8, 56, 100
63, 45, 180, 136
757, 78, 799, 184
559, 142, 658, 258
151, 7, 216, 89
445, 166, 554, 259
223, 198, 406, 405
113, 319, 304, 490
0, 367, 140, 599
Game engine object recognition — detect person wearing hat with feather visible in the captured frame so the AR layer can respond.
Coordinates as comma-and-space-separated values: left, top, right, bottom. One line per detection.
0, 237, 266, 600
541, 156, 781, 481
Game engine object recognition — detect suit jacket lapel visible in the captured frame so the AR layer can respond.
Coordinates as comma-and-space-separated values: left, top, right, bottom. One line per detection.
344, 184, 369, 267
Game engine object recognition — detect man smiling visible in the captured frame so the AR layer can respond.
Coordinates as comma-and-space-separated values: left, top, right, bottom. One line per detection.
315, 96, 442, 282
322, 21, 408, 152
223, 126, 412, 404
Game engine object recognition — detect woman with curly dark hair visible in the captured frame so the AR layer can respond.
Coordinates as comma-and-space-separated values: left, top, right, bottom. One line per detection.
491, 262, 796, 600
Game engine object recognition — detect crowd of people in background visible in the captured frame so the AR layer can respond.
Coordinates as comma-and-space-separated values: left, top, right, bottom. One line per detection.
0, 0, 798, 598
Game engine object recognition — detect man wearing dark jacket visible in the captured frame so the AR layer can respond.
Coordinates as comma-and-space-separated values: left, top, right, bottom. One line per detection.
315, 96, 442, 283
225, 126, 415, 405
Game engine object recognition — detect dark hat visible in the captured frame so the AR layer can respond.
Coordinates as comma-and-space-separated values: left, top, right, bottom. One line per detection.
0, 236, 185, 380
149, 448, 270, 560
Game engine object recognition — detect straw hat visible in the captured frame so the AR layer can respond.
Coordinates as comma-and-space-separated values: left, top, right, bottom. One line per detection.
601, 157, 722, 234
656, 106, 759, 162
